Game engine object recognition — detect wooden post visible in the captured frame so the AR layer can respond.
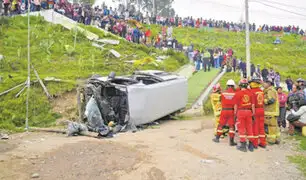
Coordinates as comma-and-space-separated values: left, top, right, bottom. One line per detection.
77, 86, 83, 123
15, 85, 27, 98
32, 65, 52, 99
0, 82, 25, 96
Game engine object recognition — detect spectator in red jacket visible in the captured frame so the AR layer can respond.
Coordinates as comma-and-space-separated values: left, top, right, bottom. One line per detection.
145, 28, 152, 45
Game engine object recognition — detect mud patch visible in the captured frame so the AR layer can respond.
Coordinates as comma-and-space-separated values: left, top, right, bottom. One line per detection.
147, 167, 166, 180
0, 141, 17, 153
134, 144, 149, 149
51, 90, 77, 121
181, 144, 219, 161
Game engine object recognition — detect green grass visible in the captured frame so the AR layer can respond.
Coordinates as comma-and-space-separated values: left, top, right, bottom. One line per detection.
0, 16, 188, 131
288, 135, 306, 178
289, 135, 306, 151
187, 69, 219, 107
288, 155, 306, 177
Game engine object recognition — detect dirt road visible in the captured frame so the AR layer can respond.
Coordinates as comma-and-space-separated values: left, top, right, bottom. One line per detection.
0, 118, 303, 180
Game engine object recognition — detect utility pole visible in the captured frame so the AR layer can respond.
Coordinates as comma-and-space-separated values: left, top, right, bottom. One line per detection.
124, 0, 129, 10
137, 0, 141, 12
245, 0, 251, 79
152, 0, 156, 17
26, 0, 31, 131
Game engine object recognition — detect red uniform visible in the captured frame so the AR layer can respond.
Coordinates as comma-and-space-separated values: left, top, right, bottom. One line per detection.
250, 88, 266, 147
235, 89, 255, 143
217, 88, 236, 138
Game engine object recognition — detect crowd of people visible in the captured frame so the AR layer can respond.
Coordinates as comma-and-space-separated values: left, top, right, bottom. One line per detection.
154, 16, 305, 35
211, 74, 306, 152
1, 0, 305, 36
186, 44, 235, 72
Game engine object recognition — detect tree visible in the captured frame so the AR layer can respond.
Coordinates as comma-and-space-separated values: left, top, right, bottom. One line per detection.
115, 0, 175, 17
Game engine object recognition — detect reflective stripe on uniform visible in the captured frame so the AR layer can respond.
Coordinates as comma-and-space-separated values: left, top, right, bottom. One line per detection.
229, 130, 235, 133
253, 136, 259, 138
258, 135, 266, 137
217, 130, 223, 133
247, 136, 255, 138
239, 135, 247, 138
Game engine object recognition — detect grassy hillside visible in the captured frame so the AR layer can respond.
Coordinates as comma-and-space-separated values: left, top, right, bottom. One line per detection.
0, 16, 188, 131
155, 26, 306, 114
152, 26, 306, 80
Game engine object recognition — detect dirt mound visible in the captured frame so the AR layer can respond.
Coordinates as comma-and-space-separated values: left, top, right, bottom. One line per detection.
51, 90, 78, 121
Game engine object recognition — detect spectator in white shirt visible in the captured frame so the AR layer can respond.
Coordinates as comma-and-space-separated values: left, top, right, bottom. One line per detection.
289, 104, 306, 135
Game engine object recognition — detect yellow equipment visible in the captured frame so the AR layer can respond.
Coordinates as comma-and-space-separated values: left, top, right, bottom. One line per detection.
210, 93, 221, 135
302, 127, 306, 137
264, 86, 280, 144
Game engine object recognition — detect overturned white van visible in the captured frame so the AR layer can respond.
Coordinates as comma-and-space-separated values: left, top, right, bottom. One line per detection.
80, 70, 188, 135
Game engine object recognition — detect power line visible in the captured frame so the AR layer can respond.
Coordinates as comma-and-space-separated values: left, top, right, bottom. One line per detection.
200, 1, 242, 10
251, 0, 306, 18
249, 9, 306, 21
255, 0, 306, 11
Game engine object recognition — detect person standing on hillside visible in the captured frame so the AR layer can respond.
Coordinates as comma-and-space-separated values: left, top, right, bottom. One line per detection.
145, 27, 152, 45
277, 87, 287, 129
218, 49, 224, 68
167, 26, 173, 38
132, 27, 140, 44
3, 0, 10, 16
285, 76, 293, 92
251, 64, 256, 77
269, 68, 275, 86
255, 64, 261, 78
275, 72, 281, 88
202, 50, 211, 72
241, 61, 246, 78
261, 67, 269, 82
213, 50, 219, 69
232, 56, 237, 72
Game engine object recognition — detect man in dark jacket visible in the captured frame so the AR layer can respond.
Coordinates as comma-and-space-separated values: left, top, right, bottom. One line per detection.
261, 67, 269, 81
232, 57, 237, 72
251, 64, 256, 77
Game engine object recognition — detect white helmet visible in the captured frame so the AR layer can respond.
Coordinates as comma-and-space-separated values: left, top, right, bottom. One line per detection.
226, 79, 235, 86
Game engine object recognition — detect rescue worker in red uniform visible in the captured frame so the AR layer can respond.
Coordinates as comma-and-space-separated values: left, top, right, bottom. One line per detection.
234, 79, 256, 152
249, 77, 266, 148
213, 79, 237, 146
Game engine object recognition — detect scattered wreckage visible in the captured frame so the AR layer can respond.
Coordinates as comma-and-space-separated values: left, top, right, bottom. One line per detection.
71, 70, 188, 137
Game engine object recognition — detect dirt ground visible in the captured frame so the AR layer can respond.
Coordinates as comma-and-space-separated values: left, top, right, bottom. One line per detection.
0, 118, 304, 180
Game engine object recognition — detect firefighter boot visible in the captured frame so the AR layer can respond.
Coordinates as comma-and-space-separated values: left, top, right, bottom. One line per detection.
229, 138, 237, 146
237, 142, 247, 152
248, 142, 255, 152
212, 135, 220, 143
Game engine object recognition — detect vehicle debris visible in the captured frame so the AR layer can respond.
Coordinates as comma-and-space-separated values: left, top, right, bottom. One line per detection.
92, 42, 105, 50
0, 133, 9, 140
95, 39, 120, 45
110, 49, 121, 58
